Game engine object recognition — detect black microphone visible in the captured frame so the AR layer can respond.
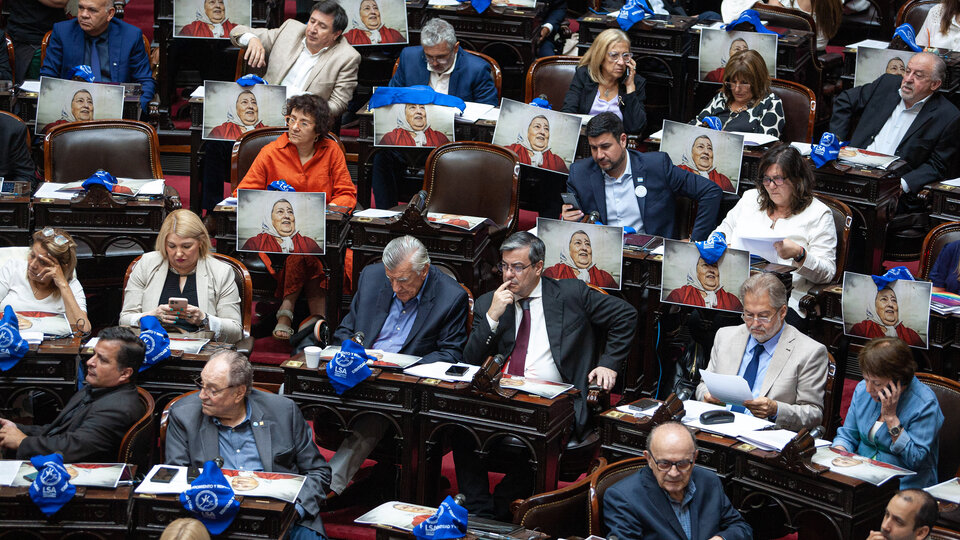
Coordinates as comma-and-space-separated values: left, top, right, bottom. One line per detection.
350, 331, 365, 346
809, 426, 825, 440
409, 190, 428, 213
453, 493, 467, 506
214, 456, 224, 469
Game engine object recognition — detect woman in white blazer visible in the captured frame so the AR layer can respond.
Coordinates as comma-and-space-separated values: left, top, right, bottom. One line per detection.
120, 209, 243, 343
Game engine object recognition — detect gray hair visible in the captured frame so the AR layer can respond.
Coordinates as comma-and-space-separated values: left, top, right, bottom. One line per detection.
500, 231, 545, 265
740, 272, 788, 310
931, 53, 946, 83
383, 235, 430, 273
646, 421, 698, 452
211, 350, 254, 396
420, 18, 457, 49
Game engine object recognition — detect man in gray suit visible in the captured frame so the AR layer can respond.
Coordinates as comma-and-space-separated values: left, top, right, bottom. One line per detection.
165, 350, 331, 539
696, 272, 828, 431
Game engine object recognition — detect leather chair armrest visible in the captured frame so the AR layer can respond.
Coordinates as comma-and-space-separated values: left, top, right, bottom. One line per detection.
235, 336, 255, 356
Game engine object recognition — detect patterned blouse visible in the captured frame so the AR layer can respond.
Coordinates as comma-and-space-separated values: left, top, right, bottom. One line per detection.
693, 91, 785, 138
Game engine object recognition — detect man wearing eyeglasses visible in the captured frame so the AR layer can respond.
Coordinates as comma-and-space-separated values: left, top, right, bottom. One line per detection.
455, 231, 637, 520
0, 326, 145, 462
165, 350, 332, 540
696, 272, 828, 430
604, 421, 752, 540
830, 52, 960, 200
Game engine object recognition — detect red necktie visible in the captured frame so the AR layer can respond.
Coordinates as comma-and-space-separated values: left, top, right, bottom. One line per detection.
507, 299, 531, 376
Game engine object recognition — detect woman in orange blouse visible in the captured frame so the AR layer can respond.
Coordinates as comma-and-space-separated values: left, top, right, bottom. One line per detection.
235, 94, 357, 340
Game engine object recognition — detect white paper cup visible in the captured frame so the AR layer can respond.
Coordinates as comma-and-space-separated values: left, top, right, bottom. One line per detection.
304, 346, 322, 369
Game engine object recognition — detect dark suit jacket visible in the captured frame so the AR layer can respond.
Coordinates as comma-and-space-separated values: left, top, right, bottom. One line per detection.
390, 46, 498, 106
604, 466, 752, 540
333, 264, 469, 364
829, 73, 960, 193
17, 383, 143, 463
165, 390, 332, 536
561, 66, 647, 134
0, 113, 36, 184
566, 150, 722, 241
464, 277, 637, 435
40, 18, 156, 109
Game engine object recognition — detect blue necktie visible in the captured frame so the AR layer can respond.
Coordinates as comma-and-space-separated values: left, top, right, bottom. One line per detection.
90, 37, 102, 81
732, 343, 763, 414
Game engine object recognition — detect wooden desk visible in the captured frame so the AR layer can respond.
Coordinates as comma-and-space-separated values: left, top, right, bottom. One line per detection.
0, 476, 133, 538
133, 492, 296, 539
0, 338, 81, 426
0, 180, 31, 248
370, 522, 549, 539
598, 405, 897, 540
925, 181, 960, 225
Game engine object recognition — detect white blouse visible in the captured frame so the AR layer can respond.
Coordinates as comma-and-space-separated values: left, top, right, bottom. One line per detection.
917, 4, 960, 51
713, 189, 837, 311
0, 259, 87, 314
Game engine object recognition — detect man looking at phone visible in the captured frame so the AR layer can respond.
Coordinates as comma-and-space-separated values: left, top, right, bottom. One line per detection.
561, 112, 722, 241
0, 326, 145, 461
455, 231, 636, 519
325, 235, 469, 497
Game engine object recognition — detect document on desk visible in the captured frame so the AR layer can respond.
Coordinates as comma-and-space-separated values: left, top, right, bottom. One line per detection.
10, 462, 126, 488
458, 102, 496, 123
404, 362, 479, 382
738, 429, 831, 452
699, 370, 754, 405
136, 464, 191, 494
355, 501, 438, 531
811, 447, 915, 486
353, 208, 401, 219
683, 406, 774, 439
0, 461, 23, 486
738, 235, 785, 264
926, 477, 960, 503
499, 375, 573, 399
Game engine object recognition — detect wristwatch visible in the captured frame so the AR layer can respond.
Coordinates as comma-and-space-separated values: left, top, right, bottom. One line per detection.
889, 424, 903, 438
793, 247, 806, 263
201, 313, 210, 329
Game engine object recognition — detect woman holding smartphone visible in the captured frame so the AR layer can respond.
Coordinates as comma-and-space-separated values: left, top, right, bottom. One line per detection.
832, 337, 943, 488
119, 209, 243, 344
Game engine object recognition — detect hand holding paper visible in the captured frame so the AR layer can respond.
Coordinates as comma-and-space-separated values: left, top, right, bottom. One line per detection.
700, 370, 754, 406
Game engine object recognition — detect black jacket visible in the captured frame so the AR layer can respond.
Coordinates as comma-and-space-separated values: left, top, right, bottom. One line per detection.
562, 66, 648, 135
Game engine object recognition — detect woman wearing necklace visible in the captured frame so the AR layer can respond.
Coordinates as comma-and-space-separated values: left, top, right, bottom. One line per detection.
693, 50, 785, 138
0, 228, 89, 333
562, 28, 647, 135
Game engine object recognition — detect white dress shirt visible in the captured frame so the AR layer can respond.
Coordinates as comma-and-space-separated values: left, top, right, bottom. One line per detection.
238, 34, 326, 95
603, 155, 644, 231
867, 92, 929, 193
917, 4, 960, 50
427, 51, 457, 95
485, 280, 563, 383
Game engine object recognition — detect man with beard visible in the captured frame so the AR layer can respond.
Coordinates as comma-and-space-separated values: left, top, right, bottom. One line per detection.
665, 255, 742, 310
543, 230, 617, 288
505, 115, 569, 173
343, 0, 405, 45
677, 134, 734, 192
379, 103, 449, 147
867, 490, 938, 540
696, 273, 828, 430
561, 113, 721, 241
180, 0, 238, 38
209, 90, 265, 140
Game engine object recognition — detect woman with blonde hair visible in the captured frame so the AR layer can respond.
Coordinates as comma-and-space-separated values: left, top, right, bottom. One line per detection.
0, 227, 89, 332
120, 209, 243, 343
562, 28, 647, 134
160, 517, 211, 540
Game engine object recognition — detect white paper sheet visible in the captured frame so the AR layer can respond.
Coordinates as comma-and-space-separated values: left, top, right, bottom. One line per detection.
353, 208, 402, 218
319, 345, 422, 369
790, 142, 812, 156
845, 39, 890, 50
21, 331, 43, 344
685, 409, 774, 438
732, 131, 779, 147
190, 86, 205, 99
458, 102, 496, 123
135, 465, 192, 494
0, 461, 24, 486
941, 178, 960, 187
478, 107, 501, 122
926, 477, 960, 503
699, 370, 754, 405
738, 235, 785, 263
738, 429, 831, 451
19, 80, 40, 93
33, 182, 77, 200
403, 362, 479, 382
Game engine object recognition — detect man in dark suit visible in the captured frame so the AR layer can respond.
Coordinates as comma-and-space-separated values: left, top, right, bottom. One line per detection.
165, 350, 331, 540
534, 0, 568, 57
830, 52, 960, 197
327, 235, 469, 495
373, 17, 498, 208
0, 113, 37, 186
604, 422, 752, 540
456, 231, 637, 519
40, 0, 156, 110
561, 112, 723, 241
0, 326, 145, 462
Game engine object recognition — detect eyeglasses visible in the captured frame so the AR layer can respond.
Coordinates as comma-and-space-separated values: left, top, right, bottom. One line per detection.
760, 175, 787, 187
424, 50, 455, 64
497, 262, 533, 275
41, 227, 70, 246
606, 51, 633, 62
742, 313, 774, 324
193, 376, 237, 397
725, 81, 751, 89
285, 116, 313, 130
647, 451, 695, 472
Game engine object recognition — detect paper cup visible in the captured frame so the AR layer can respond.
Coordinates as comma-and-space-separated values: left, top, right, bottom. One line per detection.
304, 346, 322, 368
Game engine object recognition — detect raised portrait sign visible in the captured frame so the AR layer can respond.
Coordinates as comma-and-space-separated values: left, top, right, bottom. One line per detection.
174, 0, 252, 39
36, 77, 124, 135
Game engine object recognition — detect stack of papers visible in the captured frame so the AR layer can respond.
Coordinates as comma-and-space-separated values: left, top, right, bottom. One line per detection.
355, 501, 439, 531
930, 292, 960, 315
737, 235, 786, 264
319, 345, 422, 369
136, 464, 306, 504
499, 375, 574, 399
926, 477, 960, 503
2, 462, 126, 488
737, 429, 831, 452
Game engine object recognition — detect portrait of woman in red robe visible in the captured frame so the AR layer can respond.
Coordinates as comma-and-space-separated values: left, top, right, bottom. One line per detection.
241, 198, 322, 254
664, 256, 743, 311
378, 103, 450, 147
505, 114, 569, 173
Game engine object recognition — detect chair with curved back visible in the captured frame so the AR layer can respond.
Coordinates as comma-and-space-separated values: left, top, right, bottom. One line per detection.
421, 141, 520, 243
391, 49, 503, 99
230, 127, 346, 190
510, 457, 607, 538
43, 120, 163, 182
770, 78, 816, 143
589, 455, 649, 536
919, 221, 960, 280
524, 55, 580, 110
917, 373, 960, 482
798, 194, 853, 320
931, 527, 960, 540
896, 0, 939, 29
117, 387, 156, 477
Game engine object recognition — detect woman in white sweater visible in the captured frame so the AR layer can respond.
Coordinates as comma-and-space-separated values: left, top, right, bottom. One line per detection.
917, 0, 960, 50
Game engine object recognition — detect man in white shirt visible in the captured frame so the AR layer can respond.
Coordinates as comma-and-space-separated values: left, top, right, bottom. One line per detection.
830, 52, 960, 196
455, 231, 637, 519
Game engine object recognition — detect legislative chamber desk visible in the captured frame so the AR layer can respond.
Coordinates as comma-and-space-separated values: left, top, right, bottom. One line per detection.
0, 180, 31, 248
0, 469, 134, 539
133, 492, 296, 538
925, 180, 960, 225
369, 522, 549, 540
598, 403, 897, 540
0, 337, 81, 425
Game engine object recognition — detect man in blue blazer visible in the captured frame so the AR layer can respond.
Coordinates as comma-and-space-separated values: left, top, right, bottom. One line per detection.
327, 235, 469, 495
40, 0, 156, 110
604, 422, 752, 540
561, 112, 722, 241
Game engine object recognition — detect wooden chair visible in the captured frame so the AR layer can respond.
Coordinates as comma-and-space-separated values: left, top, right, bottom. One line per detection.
510, 458, 606, 538
931, 527, 960, 540
917, 373, 960, 481
231, 127, 345, 190
589, 456, 648, 536
421, 141, 520, 244
919, 221, 960, 280
391, 49, 503, 99
122, 252, 255, 354
798, 194, 853, 318
896, 0, 939, 30
524, 55, 580, 110
43, 120, 162, 182
117, 387, 156, 477
770, 78, 816, 143
41, 31, 151, 71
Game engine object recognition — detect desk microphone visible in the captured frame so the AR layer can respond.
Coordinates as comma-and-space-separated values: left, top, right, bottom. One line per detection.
350, 331, 366, 346
587, 211, 601, 224
409, 190, 428, 213
214, 456, 224, 469
453, 493, 466, 506
808, 426, 825, 440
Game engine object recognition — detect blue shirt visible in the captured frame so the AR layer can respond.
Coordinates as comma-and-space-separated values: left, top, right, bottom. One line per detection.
372, 274, 428, 352
602, 156, 644, 232
214, 401, 263, 471
930, 240, 960, 295
738, 323, 786, 399
667, 477, 697, 540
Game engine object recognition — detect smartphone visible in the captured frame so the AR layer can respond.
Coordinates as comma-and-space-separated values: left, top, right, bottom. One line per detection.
168, 297, 188, 311
628, 398, 660, 412
445, 365, 469, 376
560, 192, 580, 211
151, 466, 179, 484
